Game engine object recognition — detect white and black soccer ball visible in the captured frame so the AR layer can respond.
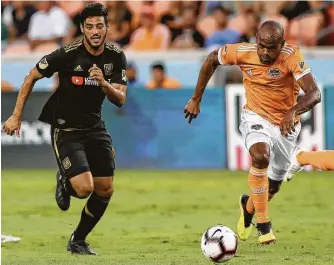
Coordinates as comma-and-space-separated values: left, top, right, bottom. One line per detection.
200, 225, 238, 263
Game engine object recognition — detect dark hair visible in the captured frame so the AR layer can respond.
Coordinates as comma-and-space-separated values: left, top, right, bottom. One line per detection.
80, 3, 108, 25
211, 6, 230, 15
151, 62, 165, 71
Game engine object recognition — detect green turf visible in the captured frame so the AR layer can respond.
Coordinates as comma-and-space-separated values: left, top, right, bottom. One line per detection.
1, 170, 334, 265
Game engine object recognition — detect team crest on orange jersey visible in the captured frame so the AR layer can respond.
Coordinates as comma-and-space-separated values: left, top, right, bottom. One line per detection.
268, 68, 282, 79
298, 62, 305, 69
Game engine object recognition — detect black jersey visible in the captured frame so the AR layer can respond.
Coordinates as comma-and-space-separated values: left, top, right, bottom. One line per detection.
36, 39, 127, 129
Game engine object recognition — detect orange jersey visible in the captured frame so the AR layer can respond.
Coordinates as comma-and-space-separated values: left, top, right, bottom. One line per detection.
218, 42, 311, 125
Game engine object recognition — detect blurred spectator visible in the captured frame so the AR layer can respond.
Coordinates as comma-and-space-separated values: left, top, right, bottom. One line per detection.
126, 62, 144, 89
106, 1, 133, 47
239, 9, 260, 43
160, 2, 184, 34
170, 8, 205, 49
5, 1, 36, 43
1, 80, 15, 92
205, 6, 241, 50
2, 20, 9, 42
182, 1, 203, 17
127, 5, 170, 51
280, 1, 319, 21
146, 62, 181, 90
28, 1, 70, 50
2, 1, 14, 28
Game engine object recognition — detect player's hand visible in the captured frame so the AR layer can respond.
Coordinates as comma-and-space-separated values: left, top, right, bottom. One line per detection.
280, 109, 296, 137
2, 115, 21, 137
184, 98, 201, 124
88, 64, 105, 86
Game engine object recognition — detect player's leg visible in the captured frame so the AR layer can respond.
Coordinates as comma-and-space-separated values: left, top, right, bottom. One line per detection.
247, 143, 276, 244
67, 127, 115, 255
284, 149, 334, 182
51, 128, 94, 211
236, 110, 276, 244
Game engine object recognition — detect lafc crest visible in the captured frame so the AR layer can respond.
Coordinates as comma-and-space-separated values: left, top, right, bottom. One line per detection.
104, 63, 113, 75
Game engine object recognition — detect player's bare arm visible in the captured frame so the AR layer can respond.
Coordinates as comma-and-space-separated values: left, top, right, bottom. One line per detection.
88, 64, 127, 107
2, 67, 43, 137
280, 73, 321, 137
184, 49, 220, 124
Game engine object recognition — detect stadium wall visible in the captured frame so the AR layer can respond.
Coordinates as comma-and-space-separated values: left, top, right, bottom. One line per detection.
1, 86, 333, 169
2, 49, 334, 91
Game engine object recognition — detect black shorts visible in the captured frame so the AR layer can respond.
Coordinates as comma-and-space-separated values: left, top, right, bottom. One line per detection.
50, 126, 115, 179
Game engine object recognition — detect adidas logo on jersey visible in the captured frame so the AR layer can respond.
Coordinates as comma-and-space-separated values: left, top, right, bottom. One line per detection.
74, 65, 83, 71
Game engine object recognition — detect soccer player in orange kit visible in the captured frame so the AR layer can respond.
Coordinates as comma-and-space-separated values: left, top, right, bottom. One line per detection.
184, 20, 334, 245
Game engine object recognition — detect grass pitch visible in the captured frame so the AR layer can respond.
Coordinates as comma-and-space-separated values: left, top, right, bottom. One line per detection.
1, 170, 334, 265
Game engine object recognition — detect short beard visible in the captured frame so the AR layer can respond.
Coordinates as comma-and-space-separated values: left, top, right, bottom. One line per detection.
84, 33, 107, 50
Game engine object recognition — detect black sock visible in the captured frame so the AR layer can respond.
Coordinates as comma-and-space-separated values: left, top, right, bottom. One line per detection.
73, 192, 111, 241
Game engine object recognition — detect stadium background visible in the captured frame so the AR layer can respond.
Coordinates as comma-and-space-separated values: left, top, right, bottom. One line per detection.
1, 1, 334, 264
2, 0, 334, 170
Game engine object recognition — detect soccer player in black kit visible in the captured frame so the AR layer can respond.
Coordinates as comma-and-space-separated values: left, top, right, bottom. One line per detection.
3, 3, 127, 255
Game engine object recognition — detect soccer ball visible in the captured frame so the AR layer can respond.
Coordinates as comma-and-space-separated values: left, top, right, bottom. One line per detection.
200, 225, 238, 263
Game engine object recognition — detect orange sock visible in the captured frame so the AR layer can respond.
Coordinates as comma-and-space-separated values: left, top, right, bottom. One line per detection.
247, 167, 269, 224
297, 150, 334, 170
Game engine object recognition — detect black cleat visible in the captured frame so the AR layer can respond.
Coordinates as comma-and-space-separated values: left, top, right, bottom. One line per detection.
67, 234, 97, 255
55, 171, 70, 211
257, 221, 276, 245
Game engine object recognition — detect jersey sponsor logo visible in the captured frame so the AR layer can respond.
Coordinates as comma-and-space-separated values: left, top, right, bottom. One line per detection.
298, 62, 305, 69
104, 63, 113, 75
268, 68, 282, 79
84, 77, 99, 86
122, 69, 127, 82
39, 58, 48, 70
74, 65, 83, 71
71, 76, 84, 85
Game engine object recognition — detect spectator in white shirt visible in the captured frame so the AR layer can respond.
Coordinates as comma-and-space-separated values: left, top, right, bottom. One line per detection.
28, 1, 70, 50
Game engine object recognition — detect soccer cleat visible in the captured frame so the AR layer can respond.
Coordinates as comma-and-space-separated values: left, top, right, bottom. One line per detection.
237, 194, 254, 241
284, 147, 304, 182
257, 222, 276, 245
67, 234, 97, 255
55, 171, 71, 211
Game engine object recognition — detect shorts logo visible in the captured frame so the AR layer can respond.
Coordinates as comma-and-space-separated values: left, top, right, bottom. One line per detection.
298, 62, 305, 69
104, 63, 113, 75
268, 68, 282, 78
39, 58, 48, 70
62, 157, 71, 170
71, 76, 84, 85
251, 124, 263, 130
